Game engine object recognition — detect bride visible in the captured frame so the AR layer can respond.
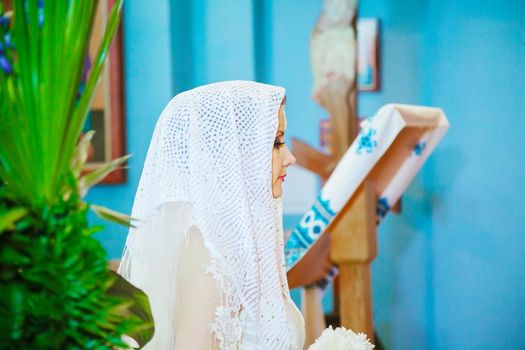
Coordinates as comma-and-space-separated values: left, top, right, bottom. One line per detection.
118, 81, 305, 349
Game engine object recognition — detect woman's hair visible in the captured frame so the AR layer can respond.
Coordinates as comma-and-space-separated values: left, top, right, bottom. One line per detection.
281, 95, 287, 106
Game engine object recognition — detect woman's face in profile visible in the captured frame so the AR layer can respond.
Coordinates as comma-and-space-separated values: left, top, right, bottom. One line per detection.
272, 102, 296, 198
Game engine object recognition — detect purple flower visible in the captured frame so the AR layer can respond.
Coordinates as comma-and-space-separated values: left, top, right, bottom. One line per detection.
81, 55, 92, 85
0, 55, 13, 74
35, 0, 44, 26
77, 55, 91, 99
0, 15, 9, 28
4, 33, 12, 48
38, 11, 44, 26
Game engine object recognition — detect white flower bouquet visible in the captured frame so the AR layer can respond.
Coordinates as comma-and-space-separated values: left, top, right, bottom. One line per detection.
308, 326, 375, 350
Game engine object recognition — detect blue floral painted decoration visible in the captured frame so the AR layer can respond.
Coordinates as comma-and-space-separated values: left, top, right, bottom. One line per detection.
356, 128, 378, 155
413, 141, 427, 156
285, 194, 336, 269
376, 196, 390, 219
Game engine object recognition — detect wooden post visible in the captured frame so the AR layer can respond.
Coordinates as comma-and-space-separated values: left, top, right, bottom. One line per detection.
330, 181, 377, 342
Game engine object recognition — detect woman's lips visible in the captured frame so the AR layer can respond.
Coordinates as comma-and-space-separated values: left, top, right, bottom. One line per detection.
279, 174, 286, 182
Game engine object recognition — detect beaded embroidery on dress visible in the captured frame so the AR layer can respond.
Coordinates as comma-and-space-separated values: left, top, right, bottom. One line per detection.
118, 81, 301, 349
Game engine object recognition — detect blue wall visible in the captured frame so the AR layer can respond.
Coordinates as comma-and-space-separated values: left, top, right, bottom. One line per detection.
360, 1, 525, 349
421, 2, 525, 349
88, 1, 525, 348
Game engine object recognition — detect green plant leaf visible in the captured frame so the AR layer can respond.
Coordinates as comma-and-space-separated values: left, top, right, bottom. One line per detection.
59, 0, 124, 193
107, 272, 155, 348
72, 130, 96, 176
78, 154, 131, 197
0, 1, 156, 348
90, 204, 135, 228
0, 208, 28, 234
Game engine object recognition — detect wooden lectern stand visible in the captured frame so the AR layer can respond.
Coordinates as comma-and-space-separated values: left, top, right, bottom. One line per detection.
286, 180, 378, 342
286, 104, 449, 346
330, 181, 377, 341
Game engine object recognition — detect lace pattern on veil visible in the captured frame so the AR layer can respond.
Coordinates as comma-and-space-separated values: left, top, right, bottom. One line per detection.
206, 259, 243, 348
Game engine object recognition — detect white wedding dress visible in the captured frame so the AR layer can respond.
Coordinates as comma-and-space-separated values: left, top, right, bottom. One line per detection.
120, 202, 305, 349
174, 224, 305, 349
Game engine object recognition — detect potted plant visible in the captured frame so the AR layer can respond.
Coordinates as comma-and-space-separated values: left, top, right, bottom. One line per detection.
0, 1, 153, 348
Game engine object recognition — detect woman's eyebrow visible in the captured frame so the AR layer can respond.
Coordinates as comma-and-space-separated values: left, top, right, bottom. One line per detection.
276, 130, 284, 138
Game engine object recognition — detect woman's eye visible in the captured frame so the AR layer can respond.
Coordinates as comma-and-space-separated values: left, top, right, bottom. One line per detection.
274, 140, 285, 149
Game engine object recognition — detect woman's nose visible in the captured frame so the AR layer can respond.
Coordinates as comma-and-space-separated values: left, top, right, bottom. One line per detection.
283, 147, 296, 167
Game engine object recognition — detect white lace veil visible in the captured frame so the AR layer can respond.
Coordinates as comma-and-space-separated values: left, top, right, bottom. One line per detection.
118, 81, 292, 349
